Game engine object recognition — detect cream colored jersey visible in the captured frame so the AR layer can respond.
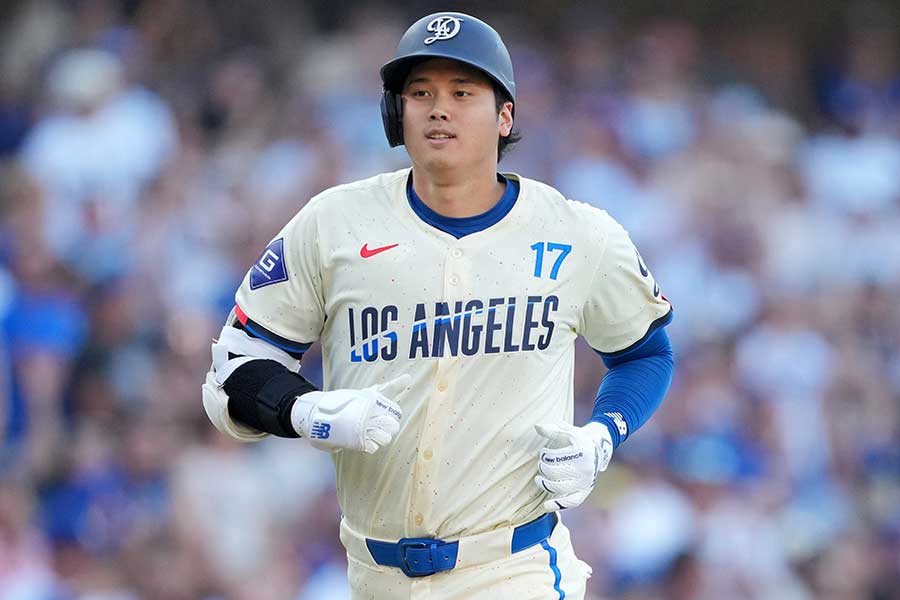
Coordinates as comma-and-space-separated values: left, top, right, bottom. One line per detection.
234, 168, 671, 541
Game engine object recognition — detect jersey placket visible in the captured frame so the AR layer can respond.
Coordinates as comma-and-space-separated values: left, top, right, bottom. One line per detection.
406, 241, 468, 535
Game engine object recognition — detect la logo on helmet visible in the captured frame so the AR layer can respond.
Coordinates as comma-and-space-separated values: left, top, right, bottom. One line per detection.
424, 16, 463, 44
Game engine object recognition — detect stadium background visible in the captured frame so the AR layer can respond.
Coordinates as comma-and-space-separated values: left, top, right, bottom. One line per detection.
1, 0, 899, 598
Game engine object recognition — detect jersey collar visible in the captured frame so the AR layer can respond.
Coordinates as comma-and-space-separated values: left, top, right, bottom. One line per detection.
406, 172, 520, 239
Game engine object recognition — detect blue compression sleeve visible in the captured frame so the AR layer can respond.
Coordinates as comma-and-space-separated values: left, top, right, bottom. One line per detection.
590, 327, 675, 448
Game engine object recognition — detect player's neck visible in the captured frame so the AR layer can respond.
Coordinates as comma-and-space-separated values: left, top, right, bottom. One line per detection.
411, 166, 505, 218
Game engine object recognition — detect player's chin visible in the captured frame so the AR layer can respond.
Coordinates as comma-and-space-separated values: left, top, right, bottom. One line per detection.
416, 148, 463, 171
418, 140, 456, 155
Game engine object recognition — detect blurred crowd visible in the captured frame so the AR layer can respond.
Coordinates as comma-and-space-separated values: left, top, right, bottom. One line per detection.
1, 0, 899, 598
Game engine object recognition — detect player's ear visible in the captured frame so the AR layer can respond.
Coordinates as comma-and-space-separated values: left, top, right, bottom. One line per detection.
498, 101, 513, 137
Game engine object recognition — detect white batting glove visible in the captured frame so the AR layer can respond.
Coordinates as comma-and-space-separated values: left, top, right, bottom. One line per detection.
534, 422, 613, 510
291, 374, 409, 454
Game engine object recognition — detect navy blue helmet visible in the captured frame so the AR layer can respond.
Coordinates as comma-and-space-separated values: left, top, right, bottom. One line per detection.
380, 12, 515, 147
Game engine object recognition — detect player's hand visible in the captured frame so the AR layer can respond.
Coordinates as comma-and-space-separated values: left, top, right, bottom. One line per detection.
533, 422, 613, 510
291, 374, 410, 453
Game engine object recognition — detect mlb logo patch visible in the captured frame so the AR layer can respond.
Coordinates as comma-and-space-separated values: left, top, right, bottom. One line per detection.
250, 238, 289, 290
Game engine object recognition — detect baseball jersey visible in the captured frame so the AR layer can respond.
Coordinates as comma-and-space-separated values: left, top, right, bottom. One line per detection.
234, 167, 671, 541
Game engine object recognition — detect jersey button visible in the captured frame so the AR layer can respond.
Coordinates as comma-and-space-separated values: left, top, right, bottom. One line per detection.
451, 248, 463, 258
437, 382, 448, 392
415, 513, 424, 527
423, 449, 433, 460
449, 275, 460, 285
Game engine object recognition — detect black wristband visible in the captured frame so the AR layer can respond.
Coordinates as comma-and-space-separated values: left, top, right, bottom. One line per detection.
224, 359, 318, 438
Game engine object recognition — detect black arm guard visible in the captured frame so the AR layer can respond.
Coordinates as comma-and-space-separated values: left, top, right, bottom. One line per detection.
223, 359, 318, 438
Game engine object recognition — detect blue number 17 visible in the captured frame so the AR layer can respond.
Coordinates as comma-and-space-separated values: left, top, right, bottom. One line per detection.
530, 242, 572, 280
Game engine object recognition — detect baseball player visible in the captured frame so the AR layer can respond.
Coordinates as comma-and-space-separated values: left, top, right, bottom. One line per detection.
201, 11, 674, 600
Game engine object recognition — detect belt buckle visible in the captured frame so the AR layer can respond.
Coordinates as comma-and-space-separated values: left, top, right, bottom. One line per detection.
397, 537, 441, 578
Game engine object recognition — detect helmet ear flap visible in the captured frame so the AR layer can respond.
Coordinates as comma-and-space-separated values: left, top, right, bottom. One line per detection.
381, 90, 404, 147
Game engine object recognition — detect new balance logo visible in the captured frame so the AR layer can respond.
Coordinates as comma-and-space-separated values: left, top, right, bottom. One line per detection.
604, 412, 627, 436
310, 422, 331, 439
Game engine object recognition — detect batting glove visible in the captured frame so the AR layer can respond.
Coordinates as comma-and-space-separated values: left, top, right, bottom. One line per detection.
291, 374, 409, 454
534, 422, 613, 510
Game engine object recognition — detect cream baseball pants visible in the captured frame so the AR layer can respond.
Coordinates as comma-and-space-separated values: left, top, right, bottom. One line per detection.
339, 514, 591, 599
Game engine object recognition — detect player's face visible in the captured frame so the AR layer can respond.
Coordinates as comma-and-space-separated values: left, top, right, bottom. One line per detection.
401, 59, 513, 174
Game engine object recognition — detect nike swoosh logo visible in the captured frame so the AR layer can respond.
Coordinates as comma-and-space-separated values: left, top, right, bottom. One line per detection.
360, 243, 399, 258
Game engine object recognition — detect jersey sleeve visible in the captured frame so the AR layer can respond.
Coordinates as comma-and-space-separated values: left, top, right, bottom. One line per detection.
234, 204, 325, 354
580, 212, 673, 355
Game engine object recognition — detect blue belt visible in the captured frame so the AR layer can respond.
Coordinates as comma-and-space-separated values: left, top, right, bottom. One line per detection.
365, 512, 558, 578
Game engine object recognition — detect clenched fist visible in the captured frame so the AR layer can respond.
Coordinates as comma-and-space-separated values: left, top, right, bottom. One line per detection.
533, 422, 613, 510
291, 374, 410, 453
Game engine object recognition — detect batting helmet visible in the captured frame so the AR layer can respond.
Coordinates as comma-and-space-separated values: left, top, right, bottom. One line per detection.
380, 12, 515, 147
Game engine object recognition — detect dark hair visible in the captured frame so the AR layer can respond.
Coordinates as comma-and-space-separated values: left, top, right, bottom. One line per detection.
494, 86, 521, 162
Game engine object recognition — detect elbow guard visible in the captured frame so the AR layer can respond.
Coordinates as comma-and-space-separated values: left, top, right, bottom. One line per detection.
202, 323, 305, 442
202, 372, 269, 442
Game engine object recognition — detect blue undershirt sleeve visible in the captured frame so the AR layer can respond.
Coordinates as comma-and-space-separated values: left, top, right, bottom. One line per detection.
590, 327, 675, 448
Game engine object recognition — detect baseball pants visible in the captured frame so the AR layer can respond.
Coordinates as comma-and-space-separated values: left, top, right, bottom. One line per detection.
340, 515, 591, 599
